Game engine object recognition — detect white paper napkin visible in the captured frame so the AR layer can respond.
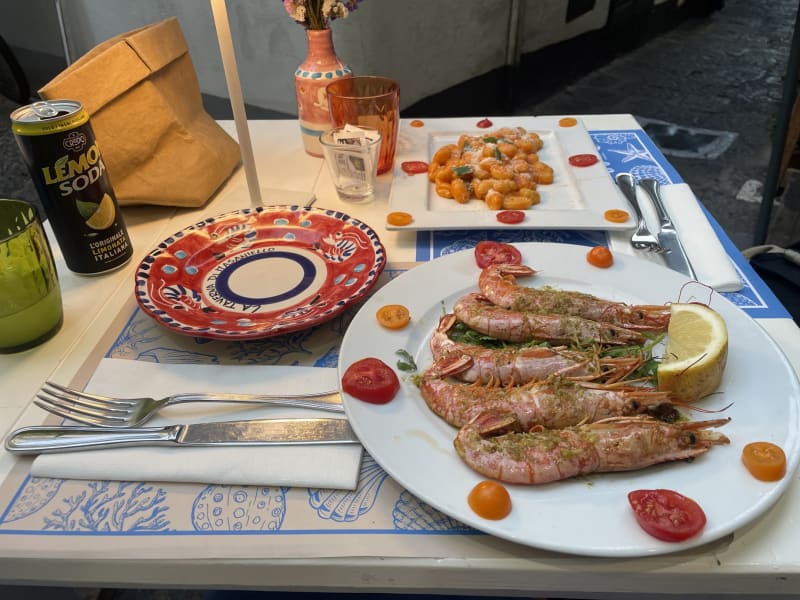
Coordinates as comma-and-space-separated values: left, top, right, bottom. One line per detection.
609, 183, 742, 292
31, 360, 363, 490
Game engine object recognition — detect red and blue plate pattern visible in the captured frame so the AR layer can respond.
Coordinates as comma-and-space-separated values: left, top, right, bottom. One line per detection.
134, 205, 386, 340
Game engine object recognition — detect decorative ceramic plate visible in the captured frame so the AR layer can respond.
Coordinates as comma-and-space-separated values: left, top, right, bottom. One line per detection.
135, 205, 386, 340
339, 242, 800, 557
387, 116, 632, 231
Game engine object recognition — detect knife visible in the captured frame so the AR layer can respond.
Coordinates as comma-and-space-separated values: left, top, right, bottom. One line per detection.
5, 418, 360, 454
640, 178, 697, 279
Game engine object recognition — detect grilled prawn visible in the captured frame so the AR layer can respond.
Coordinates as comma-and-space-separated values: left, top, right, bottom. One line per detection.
431, 314, 646, 385
454, 292, 646, 346
478, 263, 671, 332
419, 354, 676, 429
430, 314, 595, 384
454, 413, 731, 484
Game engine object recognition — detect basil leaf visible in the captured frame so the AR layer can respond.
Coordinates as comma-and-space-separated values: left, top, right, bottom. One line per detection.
451, 165, 474, 177
482, 136, 498, 144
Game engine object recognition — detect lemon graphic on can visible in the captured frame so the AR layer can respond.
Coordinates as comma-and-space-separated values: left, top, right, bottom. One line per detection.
77, 193, 116, 230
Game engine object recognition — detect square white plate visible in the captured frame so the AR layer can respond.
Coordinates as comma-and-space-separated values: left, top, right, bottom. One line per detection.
387, 116, 634, 231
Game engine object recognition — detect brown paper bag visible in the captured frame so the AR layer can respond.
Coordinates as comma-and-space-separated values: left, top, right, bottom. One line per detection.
39, 17, 240, 208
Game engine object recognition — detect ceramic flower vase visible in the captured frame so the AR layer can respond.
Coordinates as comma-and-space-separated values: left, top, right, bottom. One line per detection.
294, 28, 353, 157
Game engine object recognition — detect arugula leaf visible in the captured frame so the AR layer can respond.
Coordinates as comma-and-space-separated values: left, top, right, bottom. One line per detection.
396, 349, 417, 372
447, 321, 550, 350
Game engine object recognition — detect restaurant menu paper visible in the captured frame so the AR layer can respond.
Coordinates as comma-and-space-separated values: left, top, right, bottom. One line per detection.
30, 361, 363, 490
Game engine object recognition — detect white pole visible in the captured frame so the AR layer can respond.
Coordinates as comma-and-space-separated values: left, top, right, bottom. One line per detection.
210, 0, 263, 206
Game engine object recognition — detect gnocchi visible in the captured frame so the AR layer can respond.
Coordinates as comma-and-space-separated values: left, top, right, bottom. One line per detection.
427, 127, 551, 210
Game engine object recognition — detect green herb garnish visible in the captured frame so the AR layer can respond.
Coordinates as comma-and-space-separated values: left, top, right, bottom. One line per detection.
396, 349, 417, 372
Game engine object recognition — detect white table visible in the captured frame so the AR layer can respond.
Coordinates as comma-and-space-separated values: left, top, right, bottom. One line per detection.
1, 116, 799, 597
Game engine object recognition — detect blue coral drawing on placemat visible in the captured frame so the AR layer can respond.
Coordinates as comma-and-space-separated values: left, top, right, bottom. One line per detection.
43, 481, 169, 532
192, 485, 288, 531
0, 478, 170, 532
0, 479, 170, 532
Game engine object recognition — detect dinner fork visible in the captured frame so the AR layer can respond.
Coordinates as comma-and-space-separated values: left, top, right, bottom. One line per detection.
34, 381, 344, 428
615, 173, 663, 252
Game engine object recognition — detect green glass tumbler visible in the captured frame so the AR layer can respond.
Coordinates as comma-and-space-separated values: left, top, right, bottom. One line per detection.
0, 199, 63, 352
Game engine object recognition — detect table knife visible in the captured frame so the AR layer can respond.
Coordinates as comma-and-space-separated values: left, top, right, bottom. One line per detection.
639, 178, 697, 279
5, 418, 360, 454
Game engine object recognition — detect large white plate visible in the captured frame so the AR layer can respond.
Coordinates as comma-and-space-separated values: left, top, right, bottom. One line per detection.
339, 243, 800, 557
387, 116, 633, 231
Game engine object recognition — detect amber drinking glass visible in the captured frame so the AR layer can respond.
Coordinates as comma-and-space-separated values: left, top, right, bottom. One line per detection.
326, 76, 400, 175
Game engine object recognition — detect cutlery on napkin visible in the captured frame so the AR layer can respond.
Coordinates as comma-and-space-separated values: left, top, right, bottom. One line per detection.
609, 182, 742, 292
7, 418, 360, 453
28, 360, 363, 490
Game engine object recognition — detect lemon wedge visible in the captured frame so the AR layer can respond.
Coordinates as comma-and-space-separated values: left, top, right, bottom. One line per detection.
657, 303, 728, 402
85, 193, 116, 230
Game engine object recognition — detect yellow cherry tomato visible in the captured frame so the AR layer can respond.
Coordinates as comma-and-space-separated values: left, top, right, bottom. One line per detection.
604, 209, 630, 223
467, 480, 512, 520
587, 246, 614, 268
742, 442, 786, 481
376, 304, 411, 330
387, 211, 413, 226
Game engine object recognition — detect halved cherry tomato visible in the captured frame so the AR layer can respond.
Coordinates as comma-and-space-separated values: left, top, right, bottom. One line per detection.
387, 211, 413, 226
474, 241, 522, 269
559, 117, 578, 127
587, 246, 613, 268
568, 153, 599, 167
467, 480, 512, 520
496, 210, 526, 224
401, 161, 429, 175
742, 442, 786, 481
376, 304, 410, 330
628, 489, 706, 542
604, 209, 630, 223
476, 118, 493, 129
341, 357, 400, 404
409, 119, 425, 127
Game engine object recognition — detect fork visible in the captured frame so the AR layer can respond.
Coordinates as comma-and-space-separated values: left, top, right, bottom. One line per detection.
614, 173, 663, 252
34, 381, 344, 428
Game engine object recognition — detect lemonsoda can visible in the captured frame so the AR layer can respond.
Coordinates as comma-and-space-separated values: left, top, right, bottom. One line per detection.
11, 99, 133, 275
